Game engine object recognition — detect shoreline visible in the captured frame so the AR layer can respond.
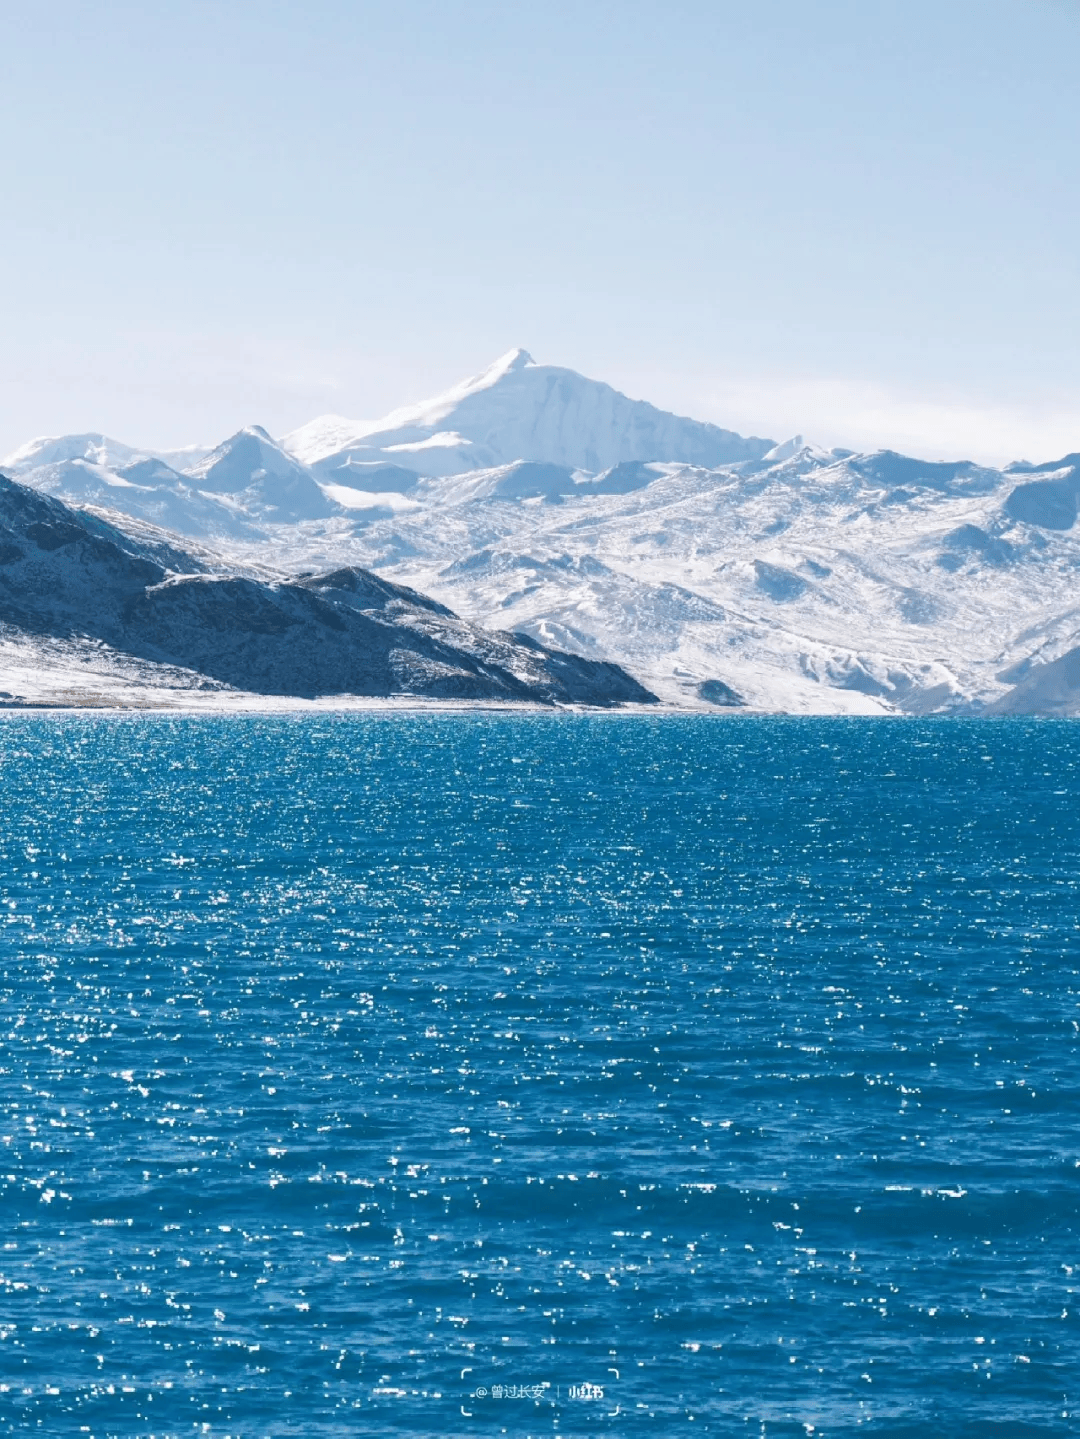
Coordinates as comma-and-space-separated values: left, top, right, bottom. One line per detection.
0, 694, 1030, 719
0, 693, 675, 717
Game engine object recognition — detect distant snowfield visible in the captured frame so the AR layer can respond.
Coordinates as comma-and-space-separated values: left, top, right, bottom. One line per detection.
6, 350, 1080, 714
319, 485, 421, 514
249, 455, 1067, 715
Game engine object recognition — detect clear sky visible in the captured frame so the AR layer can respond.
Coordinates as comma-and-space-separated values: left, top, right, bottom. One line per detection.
2, 0, 1079, 463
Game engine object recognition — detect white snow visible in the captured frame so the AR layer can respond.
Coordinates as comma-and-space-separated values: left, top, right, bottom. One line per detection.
384, 431, 473, 454
231, 446, 1080, 715
281, 348, 770, 478
275, 413, 377, 468
9, 350, 1080, 714
319, 484, 420, 513
3, 433, 141, 473
282, 350, 535, 464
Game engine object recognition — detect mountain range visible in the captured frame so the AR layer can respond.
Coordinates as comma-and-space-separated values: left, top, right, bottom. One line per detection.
0, 474, 653, 709
6, 349, 1080, 714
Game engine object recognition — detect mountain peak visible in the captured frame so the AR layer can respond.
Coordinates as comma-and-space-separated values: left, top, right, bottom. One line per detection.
180, 425, 334, 519
282, 350, 538, 466
284, 351, 772, 475
2, 432, 140, 473
490, 347, 534, 376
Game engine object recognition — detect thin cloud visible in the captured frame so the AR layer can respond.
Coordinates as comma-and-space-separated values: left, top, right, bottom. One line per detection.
692, 374, 1080, 468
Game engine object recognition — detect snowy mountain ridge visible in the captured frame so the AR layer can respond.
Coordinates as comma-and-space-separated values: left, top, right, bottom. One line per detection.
282, 349, 534, 464
7, 350, 1080, 714
282, 348, 774, 477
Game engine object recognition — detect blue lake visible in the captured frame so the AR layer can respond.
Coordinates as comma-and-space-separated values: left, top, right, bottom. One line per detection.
0, 714, 1076, 1436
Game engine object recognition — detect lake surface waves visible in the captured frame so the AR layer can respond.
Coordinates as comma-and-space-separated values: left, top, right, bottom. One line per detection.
0, 715, 1075, 1435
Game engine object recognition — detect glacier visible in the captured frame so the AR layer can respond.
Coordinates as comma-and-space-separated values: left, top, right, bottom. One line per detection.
7, 351, 1080, 714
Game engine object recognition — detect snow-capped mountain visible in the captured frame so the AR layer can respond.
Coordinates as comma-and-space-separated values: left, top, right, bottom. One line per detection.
185, 426, 336, 520
8, 454, 260, 539
1, 351, 776, 528
282, 348, 773, 479
7, 350, 1080, 714
3, 432, 143, 473
257, 440, 1080, 715
5, 433, 213, 476
1, 426, 334, 536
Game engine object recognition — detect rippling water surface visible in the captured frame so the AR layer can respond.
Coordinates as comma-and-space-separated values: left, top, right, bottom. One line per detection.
0, 714, 1076, 1437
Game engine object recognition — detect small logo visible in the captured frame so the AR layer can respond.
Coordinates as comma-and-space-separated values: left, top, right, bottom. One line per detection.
568, 1382, 605, 1401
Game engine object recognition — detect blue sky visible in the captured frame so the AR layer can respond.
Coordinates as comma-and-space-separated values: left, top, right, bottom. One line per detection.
2, 0, 1079, 461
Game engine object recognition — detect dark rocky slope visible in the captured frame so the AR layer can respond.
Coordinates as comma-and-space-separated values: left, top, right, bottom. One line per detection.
0, 474, 655, 705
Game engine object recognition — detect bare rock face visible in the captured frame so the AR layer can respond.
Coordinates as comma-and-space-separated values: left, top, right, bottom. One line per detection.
698, 679, 743, 707
0, 474, 655, 706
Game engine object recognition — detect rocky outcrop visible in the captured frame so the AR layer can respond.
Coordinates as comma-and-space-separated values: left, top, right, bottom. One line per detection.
0, 474, 655, 706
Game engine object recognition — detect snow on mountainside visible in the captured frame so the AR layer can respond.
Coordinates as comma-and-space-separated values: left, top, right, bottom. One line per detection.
0, 474, 653, 708
185, 426, 336, 520
12, 456, 261, 540
10, 350, 1080, 714
5, 432, 144, 473
5, 433, 213, 475
2, 426, 335, 535
244, 441, 1080, 716
283, 349, 774, 478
